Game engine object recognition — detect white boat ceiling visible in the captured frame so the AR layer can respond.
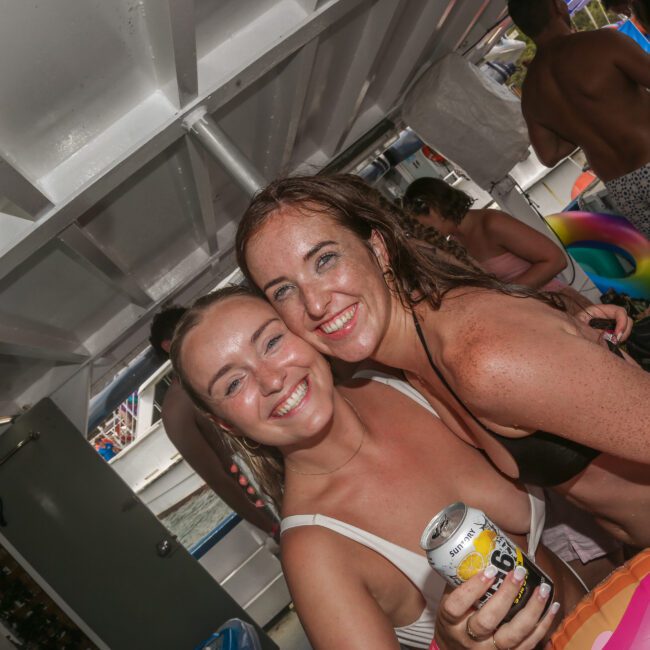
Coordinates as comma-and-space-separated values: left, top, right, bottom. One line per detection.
0, 0, 509, 420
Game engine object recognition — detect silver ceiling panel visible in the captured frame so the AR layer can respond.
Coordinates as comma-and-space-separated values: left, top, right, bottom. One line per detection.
0, 0, 509, 418
0, 243, 132, 340
77, 142, 208, 292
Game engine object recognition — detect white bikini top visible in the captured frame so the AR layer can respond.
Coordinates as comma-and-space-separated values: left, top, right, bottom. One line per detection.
281, 372, 546, 649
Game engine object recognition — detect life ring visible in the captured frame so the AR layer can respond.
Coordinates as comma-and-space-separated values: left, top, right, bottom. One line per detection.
543, 211, 650, 300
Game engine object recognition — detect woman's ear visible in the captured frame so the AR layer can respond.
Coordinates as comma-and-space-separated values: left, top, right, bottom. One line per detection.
369, 229, 391, 270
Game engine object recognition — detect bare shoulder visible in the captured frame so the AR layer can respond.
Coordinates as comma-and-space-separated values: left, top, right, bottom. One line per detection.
281, 523, 361, 582
581, 26, 631, 45
480, 208, 517, 231
565, 28, 639, 61
442, 294, 573, 397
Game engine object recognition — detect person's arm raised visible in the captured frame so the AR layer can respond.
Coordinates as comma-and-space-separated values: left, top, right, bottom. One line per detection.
282, 527, 403, 650
453, 312, 650, 465
483, 210, 567, 289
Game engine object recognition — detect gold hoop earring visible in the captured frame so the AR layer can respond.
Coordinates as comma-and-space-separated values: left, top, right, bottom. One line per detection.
240, 437, 261, 451
382, 267, 395, 282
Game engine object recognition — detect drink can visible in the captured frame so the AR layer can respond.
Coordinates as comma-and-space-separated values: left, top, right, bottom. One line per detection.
420, 502, 553, 621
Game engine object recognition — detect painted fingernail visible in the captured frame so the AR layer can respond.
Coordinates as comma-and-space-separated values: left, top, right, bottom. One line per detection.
513, 565, 527, 583
482, 565, 498, 581
603, 332, 618, 344
538, 583, 551, 600
550, 602, 561, 615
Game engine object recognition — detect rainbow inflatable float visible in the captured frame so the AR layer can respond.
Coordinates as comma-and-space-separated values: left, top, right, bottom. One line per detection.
544, 211, 650, 300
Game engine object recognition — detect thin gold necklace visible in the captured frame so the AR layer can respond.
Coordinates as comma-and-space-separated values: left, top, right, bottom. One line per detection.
285, 398, 367, 476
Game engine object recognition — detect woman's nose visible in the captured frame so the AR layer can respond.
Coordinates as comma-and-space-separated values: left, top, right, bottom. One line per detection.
301, 283, 331, 320
258, 363, 286, 396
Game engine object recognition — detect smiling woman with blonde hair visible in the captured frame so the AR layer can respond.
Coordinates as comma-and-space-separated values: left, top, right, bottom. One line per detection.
170, 286, 581, 650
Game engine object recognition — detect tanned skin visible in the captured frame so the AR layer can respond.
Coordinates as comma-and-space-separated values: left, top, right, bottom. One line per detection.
519, 0, 650, 181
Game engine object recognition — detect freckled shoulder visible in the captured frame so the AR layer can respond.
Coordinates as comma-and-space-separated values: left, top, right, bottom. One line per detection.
440, 293, 576, 400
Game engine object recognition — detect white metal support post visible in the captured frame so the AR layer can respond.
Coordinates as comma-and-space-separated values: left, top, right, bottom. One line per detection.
184, 109, 267, 198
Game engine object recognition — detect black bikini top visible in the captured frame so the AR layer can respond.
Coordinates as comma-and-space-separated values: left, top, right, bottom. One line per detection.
412, 313, 604, 487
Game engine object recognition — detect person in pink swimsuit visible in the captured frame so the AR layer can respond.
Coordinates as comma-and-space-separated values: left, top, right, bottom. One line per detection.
402, 177, 593, 309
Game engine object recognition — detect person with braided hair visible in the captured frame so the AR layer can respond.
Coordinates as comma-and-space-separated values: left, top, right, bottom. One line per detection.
401, 177, 592, 311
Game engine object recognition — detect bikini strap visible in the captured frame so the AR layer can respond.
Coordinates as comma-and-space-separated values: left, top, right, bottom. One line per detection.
411, 311, 489, 432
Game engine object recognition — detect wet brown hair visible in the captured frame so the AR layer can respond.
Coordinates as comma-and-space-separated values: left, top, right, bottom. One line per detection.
236, 173, 564, 313
402, 177, 474, 225
170, 285, 285, 510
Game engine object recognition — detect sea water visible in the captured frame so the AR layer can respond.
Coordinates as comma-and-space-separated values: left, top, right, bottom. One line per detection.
160, 487, 232, 548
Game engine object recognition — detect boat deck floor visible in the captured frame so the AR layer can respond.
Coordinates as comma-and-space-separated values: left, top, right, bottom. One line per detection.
266, 606, 312, 650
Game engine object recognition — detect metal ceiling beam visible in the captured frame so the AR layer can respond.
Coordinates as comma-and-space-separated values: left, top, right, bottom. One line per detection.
427, 0, 490, 64
58, 225, 153, 308
279, 40, 318, 174
0, 157, 51, 220
181, 137, 219, 256
141, 0, 198, 109
167, 0, 199, 107
320, 0, 402, 159
371, 0, 453, 115
0, 320, 89, 364
0, 0, 365, 282
184, 109, 266, 197
452, 0, 494, 53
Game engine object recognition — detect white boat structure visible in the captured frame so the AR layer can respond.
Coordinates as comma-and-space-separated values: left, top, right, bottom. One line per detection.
0, 1, 613, 648
105, 361, 206, 518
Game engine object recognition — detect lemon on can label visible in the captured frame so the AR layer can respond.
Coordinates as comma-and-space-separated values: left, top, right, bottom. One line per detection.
457, 551, 486, 580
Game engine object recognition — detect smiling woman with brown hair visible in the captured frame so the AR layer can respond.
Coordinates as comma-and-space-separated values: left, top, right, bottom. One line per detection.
236, 173, 650, 549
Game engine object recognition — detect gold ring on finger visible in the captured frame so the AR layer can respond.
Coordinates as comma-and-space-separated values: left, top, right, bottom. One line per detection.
465, 615, 485, 642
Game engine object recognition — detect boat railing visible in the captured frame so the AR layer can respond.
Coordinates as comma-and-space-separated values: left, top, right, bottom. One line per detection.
89, 390, 138, 453
133, 360, 173, 439
90, 360, 173, 458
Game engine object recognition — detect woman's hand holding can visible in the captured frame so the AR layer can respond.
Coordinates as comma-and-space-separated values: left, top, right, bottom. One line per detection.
433, 566, 560, 649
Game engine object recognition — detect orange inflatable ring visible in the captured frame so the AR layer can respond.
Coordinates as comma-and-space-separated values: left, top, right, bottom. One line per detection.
549, 549, 650, 649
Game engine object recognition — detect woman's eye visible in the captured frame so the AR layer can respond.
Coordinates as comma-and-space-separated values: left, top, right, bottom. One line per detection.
316, 252, 337, 271
266, 334, 282, 352
225, 378, 241, 396
272, 285, 292, 301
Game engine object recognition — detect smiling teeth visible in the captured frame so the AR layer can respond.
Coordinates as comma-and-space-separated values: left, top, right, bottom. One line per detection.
274, 380, 308, 416
321, 306, 356, 334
